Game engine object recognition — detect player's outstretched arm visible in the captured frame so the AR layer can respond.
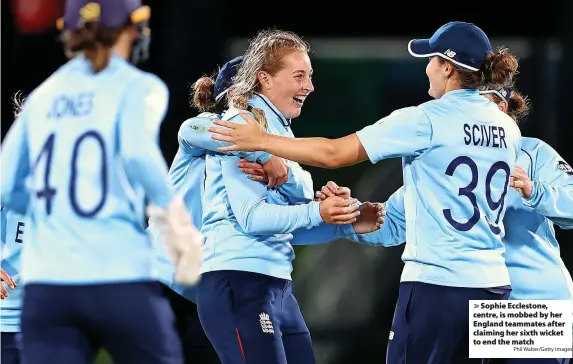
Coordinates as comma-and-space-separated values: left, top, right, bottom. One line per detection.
209, 113, 367, 168
290, 202, 384, 245
209, 107, 432, 169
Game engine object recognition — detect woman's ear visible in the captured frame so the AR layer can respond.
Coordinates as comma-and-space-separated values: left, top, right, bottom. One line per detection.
257, 70, 271, 90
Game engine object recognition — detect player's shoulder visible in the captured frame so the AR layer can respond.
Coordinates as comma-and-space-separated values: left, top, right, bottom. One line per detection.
392, 105, 427, 115
495, 107, 521, 130
125, 67, 168, 97
222, 107, 255, 124
522, 137, 573, 177
411, 100, 448, 124
136, 71, 167, 92
417, 98, 440, 108
101, 55, 166, 94
182, 112, 221, 125
117, 69, 169, 118
25, 58, 78, 106
521, 137, 561, 163
376, 106, 428, 125
178, 112, 220, 135
520, 137, 545, 153
417, 98, 449, 112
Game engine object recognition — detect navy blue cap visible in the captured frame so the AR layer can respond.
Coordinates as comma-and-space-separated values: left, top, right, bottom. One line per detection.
214, 56, 243, 102
479, 87, 512, 104
57, 0, 150, 31
408, 21, 493, 71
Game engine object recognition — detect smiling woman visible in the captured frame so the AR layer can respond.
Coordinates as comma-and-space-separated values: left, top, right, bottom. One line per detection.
229, 29, 314, 127
194, 28, 371, 364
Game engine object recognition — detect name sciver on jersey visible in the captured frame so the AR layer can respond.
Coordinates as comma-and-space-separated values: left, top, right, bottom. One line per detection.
463, 123, 508, 149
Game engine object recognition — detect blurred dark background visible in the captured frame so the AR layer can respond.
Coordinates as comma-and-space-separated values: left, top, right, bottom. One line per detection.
2, 1, 572, 363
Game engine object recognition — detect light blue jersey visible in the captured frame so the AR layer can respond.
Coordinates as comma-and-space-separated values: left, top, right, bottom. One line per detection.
200, 94, 323, 280
175, 110, 316, 206
151, 113, 213, 299
1, 207, 25, 332
503, 138, 573, 300
154, 106, 335, 298
150, 111, 275, 300
339, 138, 573, 301
355, 89, 521, 288
1, 54, 174, 284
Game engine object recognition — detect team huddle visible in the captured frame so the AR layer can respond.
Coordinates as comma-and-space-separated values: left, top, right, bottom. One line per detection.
1, 1, 572, 364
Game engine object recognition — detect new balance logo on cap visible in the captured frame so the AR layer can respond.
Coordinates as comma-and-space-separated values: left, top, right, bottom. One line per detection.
444, 49, 456, 58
